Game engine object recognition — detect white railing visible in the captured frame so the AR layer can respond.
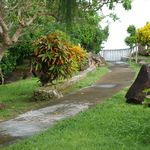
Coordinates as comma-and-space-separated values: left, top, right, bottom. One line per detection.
99, 47, 137, 61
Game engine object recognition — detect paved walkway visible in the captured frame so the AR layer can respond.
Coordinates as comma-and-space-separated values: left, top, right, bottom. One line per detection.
0, 62, 135, 146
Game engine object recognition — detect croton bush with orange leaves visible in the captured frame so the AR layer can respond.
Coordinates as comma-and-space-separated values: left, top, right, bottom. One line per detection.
32, 31, 88, 85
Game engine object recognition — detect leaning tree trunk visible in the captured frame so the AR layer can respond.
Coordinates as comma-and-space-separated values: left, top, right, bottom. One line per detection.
0, 62, 4, 84
129, 47, 132, 65
0, 47, 5, 84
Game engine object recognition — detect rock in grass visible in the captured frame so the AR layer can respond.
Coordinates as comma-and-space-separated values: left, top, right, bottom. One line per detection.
34, 87, 63, 101
125, 64, 150, 104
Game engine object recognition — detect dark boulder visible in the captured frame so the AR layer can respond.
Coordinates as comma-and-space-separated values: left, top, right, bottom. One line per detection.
125, 64, 150, 104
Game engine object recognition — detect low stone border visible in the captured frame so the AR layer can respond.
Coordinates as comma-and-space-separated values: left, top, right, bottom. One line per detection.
34, 66, 96, 101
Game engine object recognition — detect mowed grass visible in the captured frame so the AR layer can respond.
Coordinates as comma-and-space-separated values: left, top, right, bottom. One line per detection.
130, 62, 141, 77
0, 67, 109, 120
0, 78, 40, 120
3, 88, 150, 150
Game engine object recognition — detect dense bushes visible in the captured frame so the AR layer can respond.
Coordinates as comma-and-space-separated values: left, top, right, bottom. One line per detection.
8, 41, 33, 64
0, 36, 34, 77
0, 52, 17, 76
68, 13, 109, 54
32, 31, 88, 85
0, 11, 108, 78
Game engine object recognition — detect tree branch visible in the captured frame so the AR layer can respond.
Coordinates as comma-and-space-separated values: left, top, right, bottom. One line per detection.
26, 14, 37, 26
40, 12, 59, 21
11, 26, 22, 43
0, 16, 9, 32
0, 15, 12, 46
82, 0, 123, 12
11, 14, 37, 43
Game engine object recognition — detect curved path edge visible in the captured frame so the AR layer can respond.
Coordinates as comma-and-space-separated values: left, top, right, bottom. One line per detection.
0, 61, 135, 147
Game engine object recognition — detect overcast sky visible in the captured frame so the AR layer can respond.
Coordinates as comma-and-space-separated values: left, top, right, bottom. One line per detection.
101, 0, 150, 49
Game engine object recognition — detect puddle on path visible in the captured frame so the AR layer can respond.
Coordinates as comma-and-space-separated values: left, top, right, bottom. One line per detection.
91, 84, 117, 88
115, 61, 128, 65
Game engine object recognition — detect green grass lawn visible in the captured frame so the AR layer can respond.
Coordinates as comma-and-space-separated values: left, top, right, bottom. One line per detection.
0, 78, 41, 120
3, 88, 150, 150
0, 67, 108, 121
130, 62, 141, 77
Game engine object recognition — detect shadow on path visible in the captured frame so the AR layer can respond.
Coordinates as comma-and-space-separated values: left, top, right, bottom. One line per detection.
0, 61, 135, 147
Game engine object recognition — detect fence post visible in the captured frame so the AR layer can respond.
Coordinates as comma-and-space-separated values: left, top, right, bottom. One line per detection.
135, 45, 138, 64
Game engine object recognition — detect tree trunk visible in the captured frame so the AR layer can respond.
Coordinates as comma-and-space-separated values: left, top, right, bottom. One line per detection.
0, 46, 6, 84
129, 47, 132, 65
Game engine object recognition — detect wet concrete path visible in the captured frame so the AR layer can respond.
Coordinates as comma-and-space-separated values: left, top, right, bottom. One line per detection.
0, 62, 135, 146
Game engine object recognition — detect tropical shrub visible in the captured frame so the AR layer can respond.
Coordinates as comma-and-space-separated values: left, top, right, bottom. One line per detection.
32, 31, 87, 85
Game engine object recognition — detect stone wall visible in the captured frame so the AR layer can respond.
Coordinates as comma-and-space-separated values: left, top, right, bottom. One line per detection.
34, 66, 96, 101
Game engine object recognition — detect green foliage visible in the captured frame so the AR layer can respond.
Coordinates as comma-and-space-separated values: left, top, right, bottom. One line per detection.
69, 13, 109, 53
0, 78, 38, 120
127, 25, 136, 35
0, 51, 17, 76
33, 31, 88, 85
125, 23, 150, 55
0, 18, 56, 76
57, 0, 132, 31
125, 25, 137, 48
143, 88, 150, 94
125, 36, 137, 48
122, 0, 132, 10
59, 0, 77, 28
142, 88, 150, 107
0, 0, 132, 78
0, 37, 34, 76
8, 41, 33, 64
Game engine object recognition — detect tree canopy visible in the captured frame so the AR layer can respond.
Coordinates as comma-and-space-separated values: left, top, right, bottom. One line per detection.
125, 25, 137, 48
125, 22, 150, 50
137, 22, 150, 48
0, 0, 132, 49
0, 0, 132, 83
